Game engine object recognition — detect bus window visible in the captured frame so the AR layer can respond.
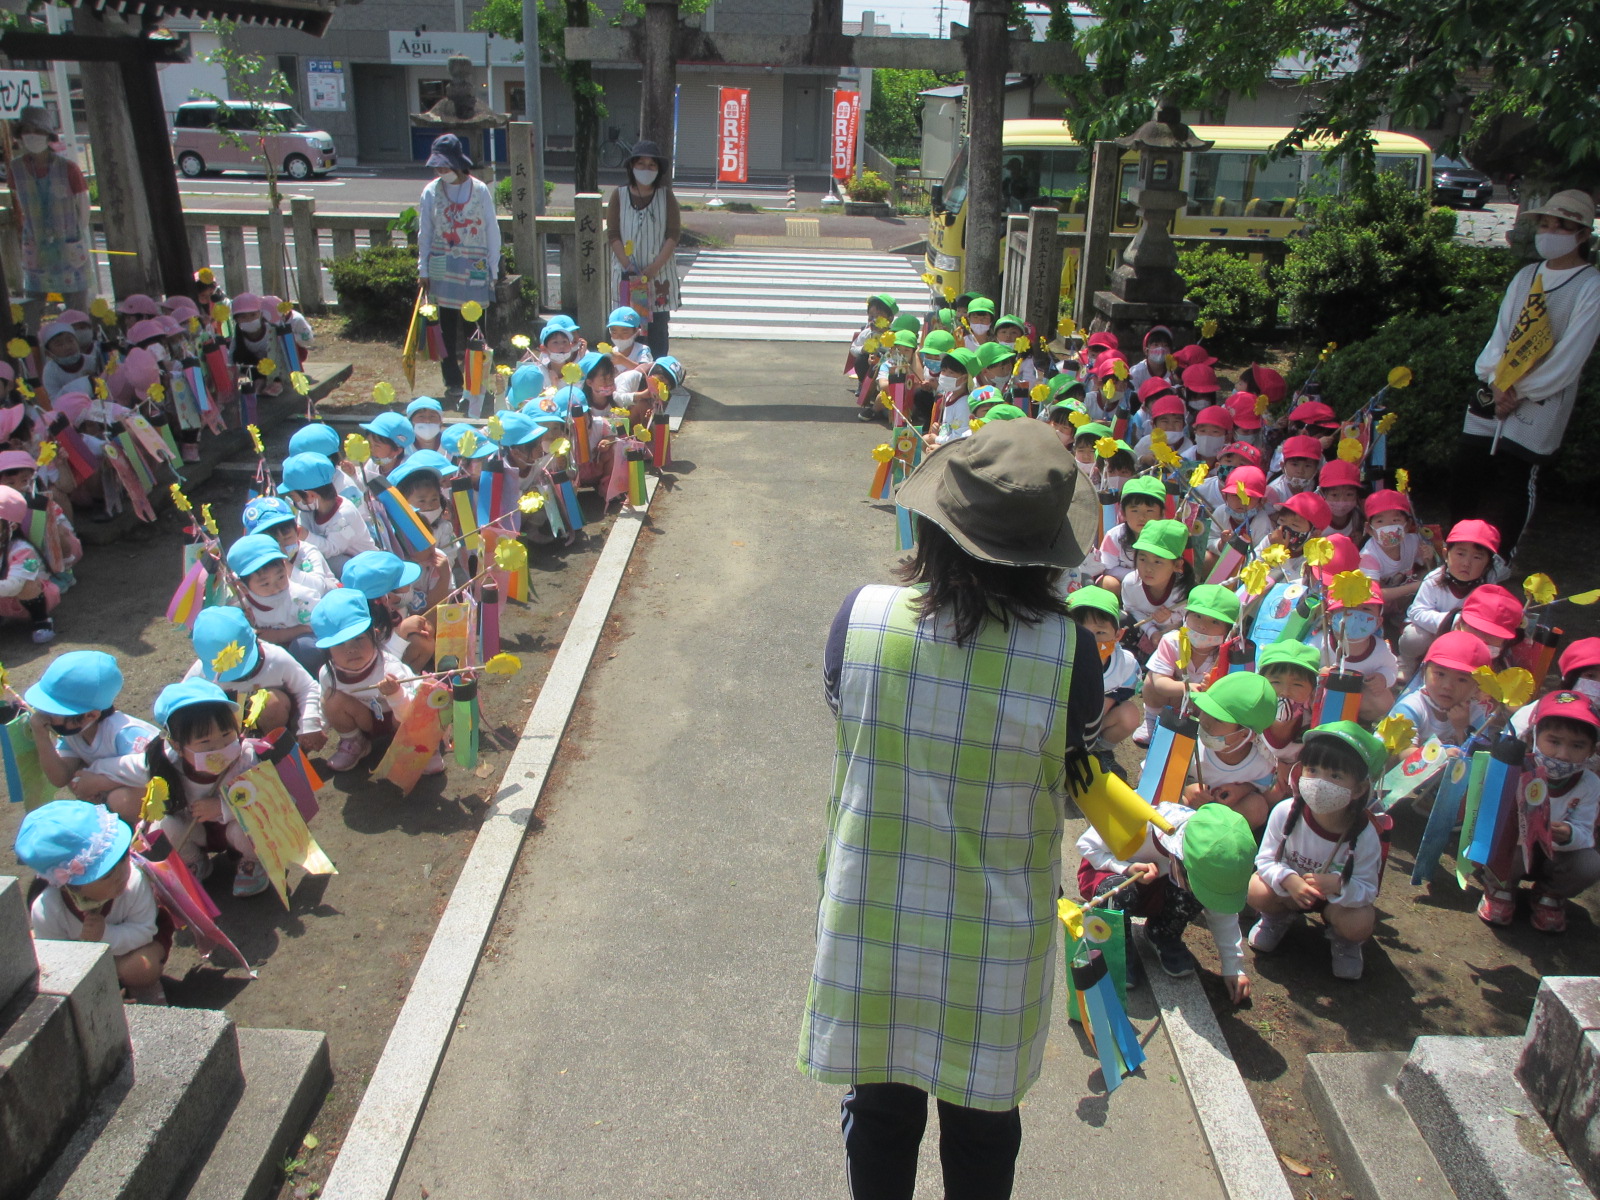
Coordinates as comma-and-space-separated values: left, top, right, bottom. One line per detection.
1002, 148, 1089, 212
1246, 154, 1301, 217
1116, 160, 1140, 227
940, 146, 969, 216
1375, 154, 1423, 189
1186, 152, 1253, 217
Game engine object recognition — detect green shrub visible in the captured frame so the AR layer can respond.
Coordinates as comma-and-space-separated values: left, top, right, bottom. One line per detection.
1176, 245, 1277, 352
494, 176, 557, 211
846, 169, 891, 203
325, 245, 418, 334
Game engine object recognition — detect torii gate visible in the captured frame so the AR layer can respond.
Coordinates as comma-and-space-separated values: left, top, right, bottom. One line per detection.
563, 0, 1082, 301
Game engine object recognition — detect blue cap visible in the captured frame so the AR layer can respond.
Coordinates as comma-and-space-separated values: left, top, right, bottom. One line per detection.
311, 588, 374, 648
288, 423, 341, 457
539, 315, 578, 344
406, 396, 444, 417
387, 449, 457, 486
24, 650, 123, 715
241, 495, 296, 536
651, 355, 685, 388
508, 363, 547, 408
281, 451, 336, 492
360, 411, 415, 449
440, 423, 496, 460
15, 800, 132, 887
579, 351, 606, 378
153, 677, 237, 727
551, 385, 588, 419
607, 306, 644, 330
527, 411, 566, 432
341, 549, 422, 599
491, 410, 544, 448
227, 533, 288, 578
191, 606, 261, 683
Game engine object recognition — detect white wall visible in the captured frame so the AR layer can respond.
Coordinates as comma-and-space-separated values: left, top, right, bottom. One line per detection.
156, 29, 230, 120
919, 95, 961, 180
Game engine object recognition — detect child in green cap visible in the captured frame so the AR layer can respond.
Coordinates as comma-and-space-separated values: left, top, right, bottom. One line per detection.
1257, 641, 1322, 783
963, 296, 996, 347
973, 339, 1016, 389
1095, 476, 1167, 598
1062, 414, 1102, 465
1076, 801, 1255, 999
1183, 671, 1283, 829
1123, 517, 1193, 669
1094, 441, 1139, 498
1142, 581, 1237, 745
1066, 585, 1142, 749
848, 294, 899, 417
1249, 721, 1388, 979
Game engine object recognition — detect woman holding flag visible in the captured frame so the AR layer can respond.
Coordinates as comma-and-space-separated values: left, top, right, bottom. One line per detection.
1452, 189, 1600, 559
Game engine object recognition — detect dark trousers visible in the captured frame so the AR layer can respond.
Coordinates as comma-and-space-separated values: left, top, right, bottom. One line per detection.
1448, 434, 1541, 560
646, 311, 670, 357
841, 1083, 1022, 1200
438, 305, 467, 391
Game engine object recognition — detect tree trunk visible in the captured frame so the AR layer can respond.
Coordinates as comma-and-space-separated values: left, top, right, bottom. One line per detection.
566, 0, 599, 193
640, 0, 679, 157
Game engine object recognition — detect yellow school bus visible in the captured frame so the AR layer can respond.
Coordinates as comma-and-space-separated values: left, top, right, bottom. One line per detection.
925, 120, 1433, 305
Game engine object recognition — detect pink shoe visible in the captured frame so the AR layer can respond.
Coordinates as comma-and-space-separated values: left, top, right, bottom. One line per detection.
1477, 886, 1516, 926
1531, 890, 1567, 933
326, 732, 369, 771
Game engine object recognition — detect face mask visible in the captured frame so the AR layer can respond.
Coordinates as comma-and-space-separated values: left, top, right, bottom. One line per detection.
417, 506, 442, 523
185, 739, 243, 776
74, 332, 94, 351
1104, 473, 1133, 493
612, 335, 636, 351
1197, 726, 1241, 751
1575, 678, 1600, 704
1334, 610, 1380, 642
1195, 433, 1225, 458
1300, 775, 1353, 815
20, 134, 48, 154
632, 166, 659, 186
1286, 474, 1315, 493
1326, 497, 1357, 518
968, 321, 991, 336
937, 374, 960, 395
1279, 527, 1310, 553
412, 421, 442, 442
238, 317, 263, 333
1275, 696, 1305, 724
1532, 746, 1584, 781
52, 353, 82, 371
1373, 522, 1405, 548
291, 498, 315, 513
921, 356, 942, 374
1096, 636, 1115, 665
1536, 230, 1581, 261
1147, 348, 1167, 364
1185, 626, 1224, 650
151, 346, 169, 364
592, 382, 615, 399
545, 348, 573, 364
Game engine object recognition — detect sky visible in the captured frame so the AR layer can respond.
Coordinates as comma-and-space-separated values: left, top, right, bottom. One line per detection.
846, 1, 969, 38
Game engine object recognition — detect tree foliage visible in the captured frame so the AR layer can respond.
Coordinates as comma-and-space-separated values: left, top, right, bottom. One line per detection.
865, 70, 958, 160
1039, 0, 1600, 181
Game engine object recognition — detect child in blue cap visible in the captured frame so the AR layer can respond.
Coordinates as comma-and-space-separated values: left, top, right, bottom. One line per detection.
182, 605, 326, 753
242, 495, 337, 596
342, 549, 436, 670
535, 315, 585, 390
605, 306, 654, 371
288, 423, 364, 508
508, 362, 548, 411
358, 412, 416, 479
406, 397, 445, 453
225, 534, 325, 674
579, 350, 619, 414
310, 589, 432, 773
281, 451, 379, 575
15, 799, 168, 1002
25, 650, 158, 822
388, 450, 459, 566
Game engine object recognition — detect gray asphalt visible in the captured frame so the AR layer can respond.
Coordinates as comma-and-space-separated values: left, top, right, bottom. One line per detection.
394, 342, 1224, 1199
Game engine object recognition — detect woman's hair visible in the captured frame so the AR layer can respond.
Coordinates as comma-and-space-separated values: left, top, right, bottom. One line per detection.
898, 517, 1067, 646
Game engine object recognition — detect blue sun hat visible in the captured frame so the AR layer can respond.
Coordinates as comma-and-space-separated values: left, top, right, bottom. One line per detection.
508, 363, 546, 408
607, 306, 644, 330
342, 550, 422, 599
191, 606, 261, 683
359, 411, 415, 449
539, 315, 578, 345
311, 589, 374, 648
288, 423, 340, 457
23, 650, 123, 716
281, 452, 336, 492
241, 495, 296, 536
579, 351, 607, 378
491, 410, 543, 448
15, 800, 132, 888
227, 534, 288, 579
441, 423, 497, 460
153, 677, 237, 727
406, 396, 444, 418
650, 356, 685, 389
387, 448, 457, 485
550, 385, 588, 419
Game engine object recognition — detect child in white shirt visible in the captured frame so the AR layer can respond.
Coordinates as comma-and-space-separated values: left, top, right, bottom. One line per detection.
1312, 576, 1398, 723
1184, 670, 1282, 830
1397, 519, 1504, 680
1386, 631, 1492, 749
1095, 476, 1167, 594
281, 451, 379, 576
1066, 586, 1142, 750
242, 495, 338, 597
225, 534, 323, 674
184, 606, 325, 753
310, 589, 431, 775
23, 649, 157, 822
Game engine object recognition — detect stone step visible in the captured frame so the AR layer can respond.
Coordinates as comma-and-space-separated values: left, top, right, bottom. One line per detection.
177, 1027, 331, 1200
0, 876, 36, 1014
1, 991, 98, 1198
1303, 1050, 1454, 1200
34, 939, 130, 1095
1396, 1035, 1591, 1200
28, 1006, 244, 1200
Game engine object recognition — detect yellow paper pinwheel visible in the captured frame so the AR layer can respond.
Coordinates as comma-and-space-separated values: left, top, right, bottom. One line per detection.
1095, 435, 1119, 459
90, 297, 115, 321
247, 424, 264, 455
1058, 896, 1085, 941
487, 414, 506, 443
1057, 317, 1077, 337
511, 334, 531, 350
198, 267, 215, 285
1030, 383, 1050, 404
373, 381, 396, 405
5, 338, 28, 359
344, 432, 371, 464
496, 364, 513, 376
419, 304, 438, 320
495, 540, 528, 571
1112, 359, 1128, 381
560, 362, 583, 384
1387, 365, 1413, 389
1329, 570, 1375, 609
1473, 666, 1536, 710
202, 504, 218, 536
1376, 714, 1415, 756
872, 443, 895, 464
211, 641, 247, 675
1303, 537, 1334, 567
169, 484, 192, 512
1189, 463, 1210, 488
943, 285, 957, 302
551, 437, 572, 457
243, 689, 271, 730
873, 316, 889, 331
212, 301, 232, 323
483, 652, 522, 676
1013, 335, 1032, 353
257, 358, 277, 377
1153, 440, 1182, 468
1524, 573, 1557, 605
93, 377, 109, 400
1337, 436, 1364, 463
140, 778, 169, 824
1376, 412, 1397, 436
595, 341, 614, 355
969, 417, 984, 431
862, 337, 880, 355
1240, 559, 1270, 597
461, 301, 484, 323
1395, 468, 1410, 493
1200, 318, 1219, 339
1176, 627, 1193, 671
1254, 394, 1271, 417
1068, 411, 1091, 428
519, 491, 545, 513
35, 443, 56, 468
920, 272, 936, 287
456, 430, 478, 458
1260, 544, 1289, 567
1569, 589, 1600, 606
147, 382, 165, 404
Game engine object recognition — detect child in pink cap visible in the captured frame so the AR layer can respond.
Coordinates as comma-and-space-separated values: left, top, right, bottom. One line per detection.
1397, 518, 1504, 680
1318, 458, 1365, 542
1387, 630, 1491, 748
1264, 434, 1324, 514
1311, 569, 1397, 721
1134, 393, 1193, 464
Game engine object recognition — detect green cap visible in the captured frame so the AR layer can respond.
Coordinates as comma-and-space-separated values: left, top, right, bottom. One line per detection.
923, 330, 956, 354
976, 341, 1018, 371
1304, 721, 1388, 782
1120, 476, 1168, 504
938, 307, 955, 327
891, 313, 921, 333
1075, 420, 1111, 439
967, 296, 996, 315
1067, 584, 1122, 621
944, 349, 980, 376
1256, 641, 1321, 676
1173, 805, 1255, 913
1185, 582, 1240, 626
1130, 518, 1189, 561
1192, 671, 1278, 731
868, 293, 899, 316
983, 403, 1028, 421
1050, 373, 1083, 397
893, 329, 918, 348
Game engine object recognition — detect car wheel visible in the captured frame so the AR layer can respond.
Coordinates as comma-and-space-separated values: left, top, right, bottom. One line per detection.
1470, 199, 1489, 209
284, 154, 312, 180
177, 152, 206, 178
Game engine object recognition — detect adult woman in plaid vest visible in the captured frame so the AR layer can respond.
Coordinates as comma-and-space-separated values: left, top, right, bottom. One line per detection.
802, 419, 1104, 1199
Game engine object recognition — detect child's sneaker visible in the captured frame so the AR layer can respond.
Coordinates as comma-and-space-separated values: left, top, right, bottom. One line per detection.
422, 752, 446, 776
1248, 911, 1298, 953
1329, 934, 1364, 980
326, 732, 370, 771
232, 858, 271, 898
1531, 889, 1567, 933
1477, 885, 1516, 926
30, 620, 54, 644
1131, 724, 1152, 749
1151, 938, 1197, 978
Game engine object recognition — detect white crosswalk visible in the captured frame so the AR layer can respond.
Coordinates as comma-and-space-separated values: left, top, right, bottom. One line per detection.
672, 248, 929, 341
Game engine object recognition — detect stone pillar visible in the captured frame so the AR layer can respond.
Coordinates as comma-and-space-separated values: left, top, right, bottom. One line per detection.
508, 122, 540, 283
1075, 139, 1119, 332
573, 192, 606, 338
962, 0, 1010, 301
1020, 206, 1063, 341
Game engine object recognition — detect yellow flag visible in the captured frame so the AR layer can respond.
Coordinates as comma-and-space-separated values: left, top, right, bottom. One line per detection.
1494, 275, 1554, 391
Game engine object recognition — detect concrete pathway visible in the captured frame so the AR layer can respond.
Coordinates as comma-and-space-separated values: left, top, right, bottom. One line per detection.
396, 343, 1225, 1199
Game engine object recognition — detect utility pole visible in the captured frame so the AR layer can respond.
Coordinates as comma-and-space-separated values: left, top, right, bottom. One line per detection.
522, 0, 547, 213
640, 0, 679, 159
963, 0, 1010, 300
937, 0, 946, 39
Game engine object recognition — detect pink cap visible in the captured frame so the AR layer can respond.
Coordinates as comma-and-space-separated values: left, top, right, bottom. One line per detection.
1194, 404, 1235, 431
0, 485, 26, 526
1227, 390, 1264, 430
0, 362, 15, 383
1327, 573, 1383, 611
121, 347, 160, 398
1446, 518, 1500, 556
1227, 465, 1267, 499
1532, 690, 1600, 732
1281, 434, 1324, 462
1245, 365, 1286, 405
1319, 459, 1362, 489
58, 309, 90, 326
1091, 353, 1128, 380
1460, 584, 1523, 640
1313, 533, 1361, 583
1181, 363, 1220, 394
1424, 630, 1493, 673
1291, 400, 1337, 425
53, 388, 93, 426
0, 449, 37, 475
166, 296, 200, 321
1219, 441, 1262, 468
1172, 344, 1216, 369
1364, 489, 1411, 518
0, 406, 24, 442
1150, 394, 1187, 420
1559, 637, 1600, 677
260, 295, 283, 317
1281, 490, 1331, 530
127, 319, 165, 346
1138, 377, 1177, 403
1142, 325, 1173, 349
115, 294, 160, 317
231, 291, 262, 316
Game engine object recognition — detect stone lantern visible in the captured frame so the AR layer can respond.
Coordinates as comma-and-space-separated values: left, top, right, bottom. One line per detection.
1091, 104, 1214, 345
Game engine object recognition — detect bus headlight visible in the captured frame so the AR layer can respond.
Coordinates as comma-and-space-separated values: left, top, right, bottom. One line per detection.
932, 251, 959, 272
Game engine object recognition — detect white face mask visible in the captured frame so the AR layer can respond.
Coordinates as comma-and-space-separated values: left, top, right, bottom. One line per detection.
185, 739, 243, 776
545, 348, 573, 364
1575, 677, 1600, 704
1300, 775, 1352, 815
412, 421, 442, 441
1536, 230, 1582, 261
968, 321, 991, 336
632, 166, 659, 186
1326, 496, 1357, 518
612, 335, 636, 351
20, 134, 49, 154
417, 506, 443, 523
1147, 348, 1167, 364
937, 374, 960, 395
1185, 626, 1224, 650
1531, 746, 1584, 781
1195, 433, 1225, 458
1372, 521, 1405, 548
1197, 726, 1242, 752
1286, 474, 1315, 493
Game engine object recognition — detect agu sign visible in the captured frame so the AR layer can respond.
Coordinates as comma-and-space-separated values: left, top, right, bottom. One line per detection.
831, 90, 859, 181
716, 87, 749, 184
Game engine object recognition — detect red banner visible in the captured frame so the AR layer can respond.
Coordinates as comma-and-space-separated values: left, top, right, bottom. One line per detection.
831, 90, 860, 181
716, 87, 750, 184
